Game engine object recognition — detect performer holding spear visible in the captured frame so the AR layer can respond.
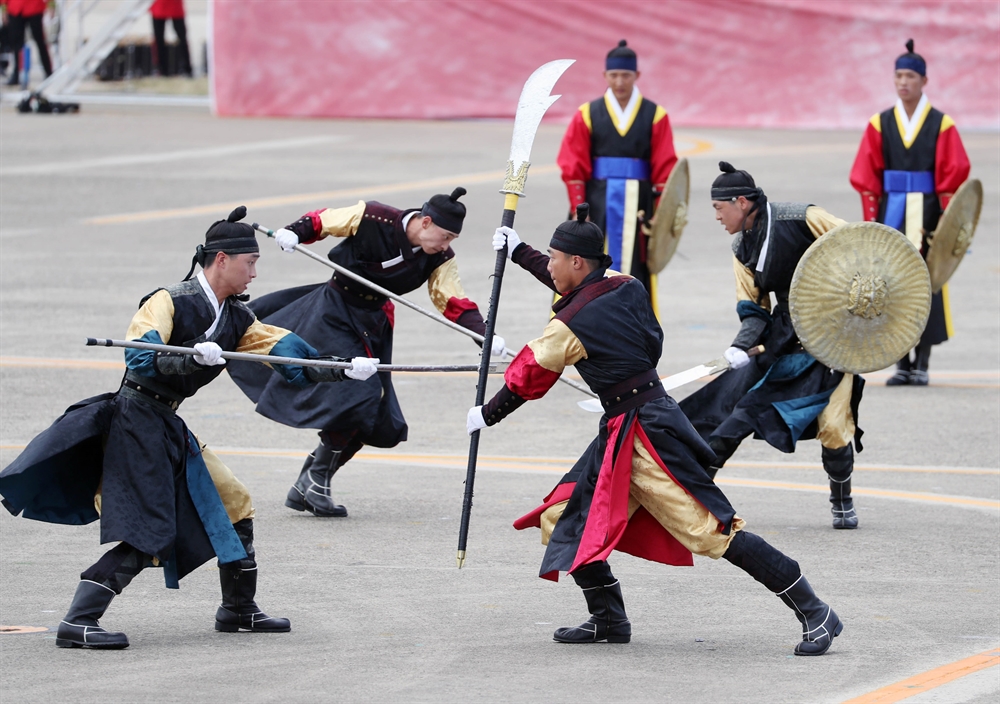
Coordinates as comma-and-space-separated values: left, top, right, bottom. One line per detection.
0, 207, 380, 649
470, 206, 844, 656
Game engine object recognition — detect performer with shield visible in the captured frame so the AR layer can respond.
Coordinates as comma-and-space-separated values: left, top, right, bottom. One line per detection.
850, 40, 971, 386
468, 207, 843, 655
0, 207, 380, 649
228, 188, 500, 518
679, 163, 868, 530
557, 39, 678, 314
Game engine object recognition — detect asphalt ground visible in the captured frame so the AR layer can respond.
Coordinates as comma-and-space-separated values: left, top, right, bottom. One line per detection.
0, 104, 998, 704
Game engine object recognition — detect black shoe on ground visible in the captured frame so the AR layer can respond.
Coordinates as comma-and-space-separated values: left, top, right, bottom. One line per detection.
55, 580, 130, 649
216, 564, 290, 633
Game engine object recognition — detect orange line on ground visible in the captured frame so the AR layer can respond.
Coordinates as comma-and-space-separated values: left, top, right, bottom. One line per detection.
842, 648, 999, 704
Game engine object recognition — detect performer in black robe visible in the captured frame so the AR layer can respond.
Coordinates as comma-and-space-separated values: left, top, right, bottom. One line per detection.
468, 206, 843, 656
229, 188, 498, 518
0, 208, 377, 649
679, 163, 865, 530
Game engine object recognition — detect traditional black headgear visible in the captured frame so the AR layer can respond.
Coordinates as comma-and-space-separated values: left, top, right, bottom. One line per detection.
606, 39, 637, 72
710, 162, 762, 201
184, 205, 258, 280
550, 203, 614, 268
421, 187, 467, 234
895, 39, 926, 77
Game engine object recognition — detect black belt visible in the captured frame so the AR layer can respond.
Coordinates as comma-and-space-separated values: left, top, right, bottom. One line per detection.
120, 378, 182, 411
329, 275, 387, 310
598, 369, 666, 417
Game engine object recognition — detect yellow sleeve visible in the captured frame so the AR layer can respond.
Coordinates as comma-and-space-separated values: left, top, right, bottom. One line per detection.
805, 206, 848, 239
235, 319, 293, 357
126, 289, 175, 343
526, 319, 588, 374
316, 201, 366, 240
426, 257, 468, 313
734, 256, 770, 311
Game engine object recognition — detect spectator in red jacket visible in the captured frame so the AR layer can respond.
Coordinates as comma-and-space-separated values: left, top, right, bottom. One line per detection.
2, 0, 53, 86
151, 0, 192, 77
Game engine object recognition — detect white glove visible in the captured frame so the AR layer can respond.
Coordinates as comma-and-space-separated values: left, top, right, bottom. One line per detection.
490, 335, 506, 358
723, 346, 750, 370
193, 341, 225, 366
467, 406, 487, 435
274, 228, 299, 253
493, 226, 522, 259
345, 357, 380, 381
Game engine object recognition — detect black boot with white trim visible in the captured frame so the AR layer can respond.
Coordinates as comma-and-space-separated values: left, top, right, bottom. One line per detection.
55, 580, 130, 649
553, 561, 631, 644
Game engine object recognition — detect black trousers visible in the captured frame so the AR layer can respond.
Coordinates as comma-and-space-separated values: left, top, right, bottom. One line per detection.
152, 16, 192, 76
7, 13, 53, 77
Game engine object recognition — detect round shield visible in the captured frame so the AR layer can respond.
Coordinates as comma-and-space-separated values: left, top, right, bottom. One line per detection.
925, 178, 982, 293
789, 222, 931, 374
645, 157, 689, 274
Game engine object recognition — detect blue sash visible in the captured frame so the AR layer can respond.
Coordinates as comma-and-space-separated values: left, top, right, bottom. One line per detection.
162, 430, 247, 589
593, 157, 650, 270
883, 170, 934, 230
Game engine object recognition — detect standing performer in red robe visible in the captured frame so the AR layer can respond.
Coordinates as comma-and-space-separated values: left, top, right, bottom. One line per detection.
468, 207, 844, 656
556, 39, 677, 316
850, 39, 970, 386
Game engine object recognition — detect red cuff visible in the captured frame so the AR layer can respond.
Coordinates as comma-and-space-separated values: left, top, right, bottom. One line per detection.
860, 193, 879, 222
304, 210, 325, 243
444, 297, 485, 336
566, 182, 586, 211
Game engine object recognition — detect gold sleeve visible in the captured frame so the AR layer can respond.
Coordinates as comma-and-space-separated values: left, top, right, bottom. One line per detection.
733, 256, 770, 311
235, 319, 293, 358
126, 289, 175, 342
805, 206, 848, 239
426, 257, 468, 313
526, 319, 588, 374
316, 201, 366, 240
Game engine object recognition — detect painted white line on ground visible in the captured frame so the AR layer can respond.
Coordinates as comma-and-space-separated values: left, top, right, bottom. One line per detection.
1, 135, 346, 176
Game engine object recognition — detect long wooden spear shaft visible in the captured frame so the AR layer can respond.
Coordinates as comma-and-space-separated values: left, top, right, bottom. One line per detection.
456, 59, 575, 569
85, 338, 502, 373
251, 222, 596, 399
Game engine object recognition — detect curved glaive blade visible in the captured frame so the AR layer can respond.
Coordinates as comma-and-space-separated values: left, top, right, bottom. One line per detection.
503, 59, 575, 196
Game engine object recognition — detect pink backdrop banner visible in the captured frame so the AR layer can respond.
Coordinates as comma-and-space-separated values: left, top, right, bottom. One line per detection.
210, 0, 999, 130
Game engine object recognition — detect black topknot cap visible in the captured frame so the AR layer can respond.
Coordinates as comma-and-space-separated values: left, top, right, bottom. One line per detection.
227, 205, 247, 223
450, 187, 467, 201
618, 39, 627, 48
575, 203, 590, 222
906, 38, 914, 53
719, 161, 736, 174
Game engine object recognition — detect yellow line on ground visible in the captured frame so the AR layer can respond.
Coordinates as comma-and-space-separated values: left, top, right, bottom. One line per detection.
842, 648, 1000, 704
0, 446, 995, 509
81, 141, 714, 226
716, 478, 999, 509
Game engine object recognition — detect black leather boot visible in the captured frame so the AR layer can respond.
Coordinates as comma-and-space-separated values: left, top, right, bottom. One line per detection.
723, 531, 841, 655
553, 562, 631, 644
216, 519, 290, 633
886, 355, 912, 386
215, 562, 290, 633
285, 440, 347, 517
910, 344, 931, 386
824, 444, 858, 529
777, 576, 843, 656
55, 580, 130, 649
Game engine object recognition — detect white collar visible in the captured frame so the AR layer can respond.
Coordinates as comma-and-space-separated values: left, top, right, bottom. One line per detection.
196, 271, 223, 338
755, 202, 774, 274
894, 93, 929, 143
605, 86, 641, 131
